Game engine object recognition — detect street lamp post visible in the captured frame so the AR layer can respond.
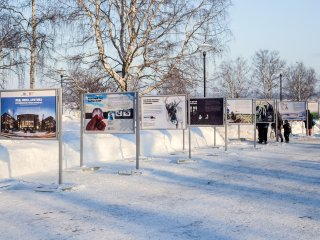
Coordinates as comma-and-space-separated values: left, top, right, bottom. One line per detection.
60, 73, 63, 89
58, 69, 66, 114
59, 69, 66, 88
198, 43, 214, 98
203, 51, 207, 97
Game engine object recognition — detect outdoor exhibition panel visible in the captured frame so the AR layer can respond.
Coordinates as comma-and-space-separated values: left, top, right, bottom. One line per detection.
255, 99, 275, 123
189, 98, 224, 126
307, 101, 319, 118
0, 89, 63, 184
81, 92, 139, 169
83, 92, 135, 134
140, 95, 187, 130
278, 101, 307, 121
0, 89, 59, 139
226, 99, 254, 125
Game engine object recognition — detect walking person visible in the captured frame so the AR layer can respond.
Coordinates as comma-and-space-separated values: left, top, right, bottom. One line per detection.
283, 120, 291, 143
304, 109, 314, 136
271, 112, 284, 142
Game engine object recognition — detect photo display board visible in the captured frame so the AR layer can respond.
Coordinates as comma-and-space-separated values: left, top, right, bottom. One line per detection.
0, 89, 58, 139
255, 99, 275, 123
190, 98, 224, 126
307, 102, 319, 118
84, 92, 135, 133
278, 101, 307, 121
141, 95, 187, 130
227, 99, 253, 124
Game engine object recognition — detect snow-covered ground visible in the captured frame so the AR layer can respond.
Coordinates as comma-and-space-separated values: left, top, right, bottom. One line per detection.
0, 113, 319, 240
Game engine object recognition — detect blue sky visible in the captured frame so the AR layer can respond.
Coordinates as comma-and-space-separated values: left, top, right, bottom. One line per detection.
224, 0, 320, 73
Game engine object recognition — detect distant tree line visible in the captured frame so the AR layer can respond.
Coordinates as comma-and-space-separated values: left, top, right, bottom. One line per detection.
215, 49, 319, 101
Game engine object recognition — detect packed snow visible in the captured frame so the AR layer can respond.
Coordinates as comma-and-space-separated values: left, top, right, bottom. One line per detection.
0, 112, 320, 240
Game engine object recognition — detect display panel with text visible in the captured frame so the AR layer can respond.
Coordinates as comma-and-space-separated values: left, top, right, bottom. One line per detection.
84, 92, 135, 133
278, 101, 307, 121
227, 99, 253, 124
0, 90, 58, 139
141, 95, 187, 130
255, 99, 275, 123
307, 102, 319, 118
190, 98, 224, 126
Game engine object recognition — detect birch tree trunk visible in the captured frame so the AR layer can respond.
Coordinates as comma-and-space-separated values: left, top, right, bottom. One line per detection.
30, 0, 36, 89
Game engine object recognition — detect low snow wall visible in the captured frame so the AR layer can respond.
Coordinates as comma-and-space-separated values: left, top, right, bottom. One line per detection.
0, 126, 230, 179
2, 119, 316, 179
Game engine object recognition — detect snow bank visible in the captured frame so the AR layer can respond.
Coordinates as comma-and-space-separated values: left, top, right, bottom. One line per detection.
0, 113, 318, 179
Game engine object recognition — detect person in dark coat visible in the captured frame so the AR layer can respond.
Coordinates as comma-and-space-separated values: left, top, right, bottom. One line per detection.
283, 120, 291, 143
271, 112, 284, 142
256, 122, 269, 144
304, 109, 314, 136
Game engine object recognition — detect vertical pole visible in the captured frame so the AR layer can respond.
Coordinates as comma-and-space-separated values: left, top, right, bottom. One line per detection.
188, 96, 192, 159
60, 74, 63, 114
238, 125, 240, 139
80, 94, 84, 167
188, 126, 191, 159
279, 74, 282, 140
224, 98, 227, 151
203, 51, 206, 98
306, 105, 308, 136
183, 129, 185, 151
253, 100, 256, 148
58, 89, 63, 185
135, 92, 140, 169
214, 126, 216, 147
280, 73, 282, 101
306, 102, 309, 136
275, 109, 279, 142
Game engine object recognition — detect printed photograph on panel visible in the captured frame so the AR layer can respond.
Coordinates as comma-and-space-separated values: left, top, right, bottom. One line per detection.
255, 100, 275, 123
190, 98, 224, 126
84, 92, 135, 133
141, 95, 186, 130
0, 90, 57, 139
227, 99, 253, 124
278, 101, 306, 121
307, 102, 319, 118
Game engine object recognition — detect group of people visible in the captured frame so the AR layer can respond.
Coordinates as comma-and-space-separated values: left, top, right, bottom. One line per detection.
256, 109, 315, 144
256, 113, 291, 144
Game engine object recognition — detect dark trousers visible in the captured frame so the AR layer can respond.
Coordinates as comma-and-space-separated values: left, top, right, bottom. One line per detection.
258, 128, 268, 143
284, 131, 290, 142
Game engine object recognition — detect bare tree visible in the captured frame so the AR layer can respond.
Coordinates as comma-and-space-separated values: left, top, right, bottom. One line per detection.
158, 56, 203, 95
63, 0, 231, 94
217, 60, 233, 97
0, 8, 25, 88
217, 57, 250, 98
66, 71, 117, 110
1, 0, 63, 89
252, 50, 286, 98
285, 62, 318, 101
45, 65, 118, 110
